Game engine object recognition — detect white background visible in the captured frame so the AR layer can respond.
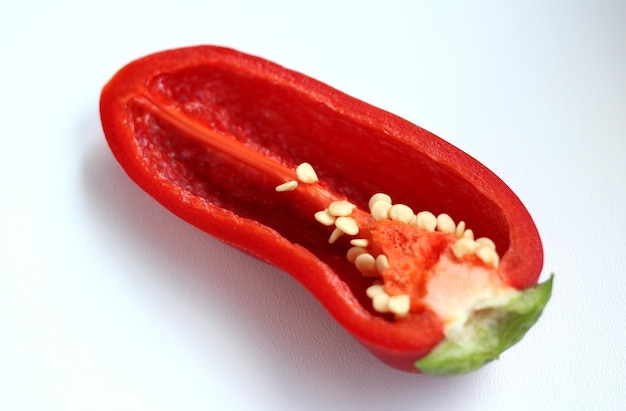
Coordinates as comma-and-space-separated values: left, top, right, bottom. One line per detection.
1, 1, 624, 410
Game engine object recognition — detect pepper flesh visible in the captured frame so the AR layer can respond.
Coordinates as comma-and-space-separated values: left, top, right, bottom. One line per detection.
100, 46, 547, 373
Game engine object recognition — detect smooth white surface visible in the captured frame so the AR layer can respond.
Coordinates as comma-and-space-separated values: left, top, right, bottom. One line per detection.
1, 1, 624, 410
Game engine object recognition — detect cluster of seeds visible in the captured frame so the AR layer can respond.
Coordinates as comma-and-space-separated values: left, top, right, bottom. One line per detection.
353, 193, 501, 317
366, 284, 411, 318
314, 200, 359, 244
277, 162, 501, 319
364, 193, 500, 268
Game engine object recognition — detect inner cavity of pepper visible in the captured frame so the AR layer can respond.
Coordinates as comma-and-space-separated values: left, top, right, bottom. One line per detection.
129, 66, 511, 317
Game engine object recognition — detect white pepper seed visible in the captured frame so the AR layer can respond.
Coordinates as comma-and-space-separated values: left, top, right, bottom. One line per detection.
350, 238, 369, 247
476, 237, 496, 251
335, 216, 359, 235
368, 193, 392, 210
346, 246, 367, 263
275, 180, 298, 192
388, 294, 410, 316
453, 237, 479, 259
366, 284, 385, 298
436, 213, 456, 233
328, 227, 344, 244
314, 209, 336, 226
414, 211, 437, 231
372, 292, 390, 313
370, 200, 392, 221
295, 162, 319, 183
328, 200, 356, 217
355, 253, 378, 277
455, 221, 466, 238
389, 204, 415, 223
375, 254, 390, 274
477, 246, 500, 268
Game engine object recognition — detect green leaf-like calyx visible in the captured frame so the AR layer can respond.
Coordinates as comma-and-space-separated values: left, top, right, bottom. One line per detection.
415, 274, 553, 375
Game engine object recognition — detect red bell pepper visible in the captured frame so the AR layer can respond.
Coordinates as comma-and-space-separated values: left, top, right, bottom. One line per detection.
100, 46, 552, 374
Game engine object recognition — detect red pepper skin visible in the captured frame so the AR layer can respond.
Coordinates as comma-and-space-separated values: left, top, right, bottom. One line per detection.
100, 46, 544, 372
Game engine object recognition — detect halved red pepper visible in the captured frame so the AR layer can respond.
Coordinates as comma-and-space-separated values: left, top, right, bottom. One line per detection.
100, 46, 552, 374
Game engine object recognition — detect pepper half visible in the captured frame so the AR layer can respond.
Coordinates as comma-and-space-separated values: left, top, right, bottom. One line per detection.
100, 46, 552, 374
